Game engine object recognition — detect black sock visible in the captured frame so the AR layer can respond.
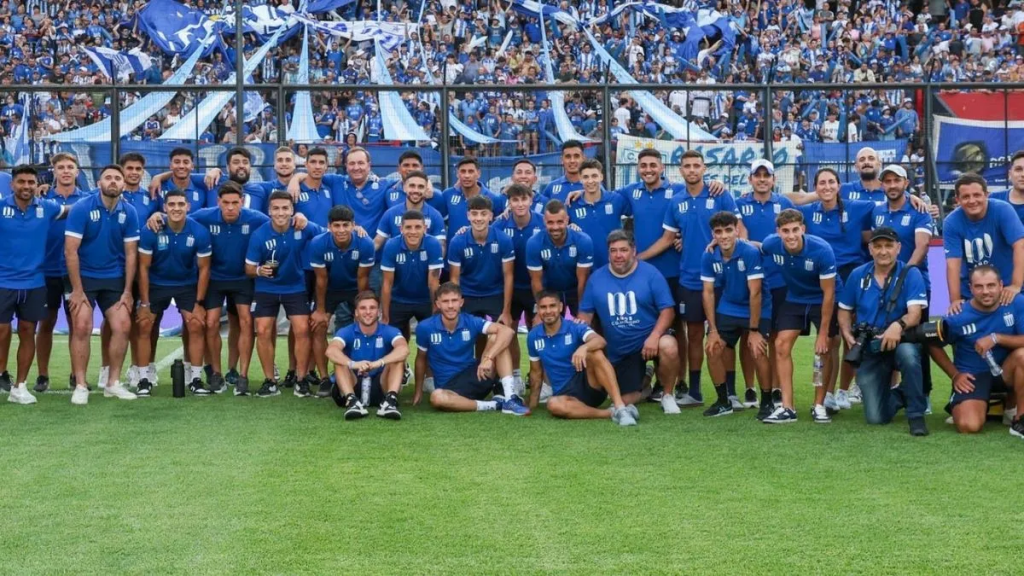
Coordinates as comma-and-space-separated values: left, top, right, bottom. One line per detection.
346, 393, 358, 405
714, 383, 728, 403
689, 370, 702, 399
760, 389, 773, 405
725, 371, 736, 397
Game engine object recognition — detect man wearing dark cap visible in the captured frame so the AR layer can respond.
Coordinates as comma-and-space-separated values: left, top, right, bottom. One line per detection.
837, 227, 930, 435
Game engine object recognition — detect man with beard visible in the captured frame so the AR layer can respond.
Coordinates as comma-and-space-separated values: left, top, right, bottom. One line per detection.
64, 165, 140, 405
0, 166, 68, 405
32, 153, 88, 393
839, 147, 885, 204
205, 146, 298, 213
381, 211, 443, 338
578, 230, 681, 414
442, 158, 506, 234
526, 200, 594, 316
376, 171, 446, 252
384, 151, 445, 214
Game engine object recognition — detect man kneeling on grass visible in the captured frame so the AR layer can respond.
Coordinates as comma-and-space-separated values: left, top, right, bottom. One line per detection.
326, 291, 408, 421
413, 282, 530, 415
527, 290, 638, 425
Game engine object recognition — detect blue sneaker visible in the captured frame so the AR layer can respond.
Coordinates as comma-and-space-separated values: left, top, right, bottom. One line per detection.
501, 394, 531, 416
225, 369, 240, 387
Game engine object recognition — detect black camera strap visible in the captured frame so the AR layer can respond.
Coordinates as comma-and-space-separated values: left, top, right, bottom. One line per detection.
862, 263, 910, 327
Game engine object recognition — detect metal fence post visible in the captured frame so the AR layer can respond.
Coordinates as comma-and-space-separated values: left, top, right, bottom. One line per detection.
277, 84, 286, 147
602, 85, 612, 187
110, 87, 120, 163
235, 0, 245, 147
440, 85, 450, 189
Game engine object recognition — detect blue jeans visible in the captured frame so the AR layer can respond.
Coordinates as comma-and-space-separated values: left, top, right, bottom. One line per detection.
857, 343, 927, 424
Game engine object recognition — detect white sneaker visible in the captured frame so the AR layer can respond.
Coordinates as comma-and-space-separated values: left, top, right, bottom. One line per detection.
127, 366, 139, 388
675, 393, 704, 407
848, 382, 863, 404
1004, 406, 1018, 426
8, 383, 37, 405
945, 416, 954, 425
103, 384, 137, 400
98, 366, 110, 388
823, 392, 839, 412
812, 404, 831, 423
661, 395, 681, 414
835, 389, 852, 410
728, 395, 745, 410
423, 376, 435, 393
149, 364, 159, 386
539, 382, 553, 404
71, 386, 90, 405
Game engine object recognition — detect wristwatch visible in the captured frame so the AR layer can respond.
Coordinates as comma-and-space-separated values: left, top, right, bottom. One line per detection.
138, 302, 150, 309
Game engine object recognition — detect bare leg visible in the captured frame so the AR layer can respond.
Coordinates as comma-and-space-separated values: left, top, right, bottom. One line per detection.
586, 349, 625, 408
774, 330, 800, 409
547, 395, 613, 419
35, 309, 59, 378
686, 322, 704, 388
184, 313, 205, 367
952, 399, 988, 434
135, 312, 154, 369
289, 315, 311, 379
0, 323, 10, 374
656, 334, 679, 398
312, 321, 329, 378
15, 320, 36, 384
100, 319, 110, 370
204, 307, 223, 375
430, 389, 487, 412
382, 363, 402, 394
104, 305, 132, 386
255, 317, 277, 381
69, 304, 95, 388
235, 305, 254, 377
739, 333, 755, 391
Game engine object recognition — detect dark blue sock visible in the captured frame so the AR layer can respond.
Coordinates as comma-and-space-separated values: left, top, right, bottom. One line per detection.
689, 370, 702, 400
725, 371, 736, 397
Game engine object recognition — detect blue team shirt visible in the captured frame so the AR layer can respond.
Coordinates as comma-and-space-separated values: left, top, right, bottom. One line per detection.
618, 182, 679, 279
541, 176, 583, 204
527, 320, 596, 392
567, 190, 631, 268
41, 188, 88, 277
0, 196, 64, 289
191, 207, 270, 281
989, 191, 1024, 223
798, 200, 874, 269
415, 313, 490, 388
441, 184, 506, 233
943, 296, 1024, 374
840, 181, 885, 204
376, 203, 447, 242
579, 261, 674, 362
333, 322, 405, 378
295, 180, 334, 227
760, 234, 838, 305
0, 172, 10, 197
700, 241, 771, 319
324, 175, 389, 237
160, 177, 207, 214
525, 229, 595, 293
122, 189, 160, 224
380, 235, 444, 304
308, 232, 375, 291
943, 200, 1024, 295
661, 186, 740, 290
736, 193, 795, 290
871, 201, 934, 288
64, 194, 140, 280
244, 222, 325, 295
493, 212, 544, 290
138, 218, 213, 287
384, 181, 448, 214
447, 228, 515, 298
838, 262, 929, 330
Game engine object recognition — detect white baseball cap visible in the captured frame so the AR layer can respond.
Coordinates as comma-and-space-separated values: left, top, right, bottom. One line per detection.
880, 164, 907, 179
750, 159, 775, 175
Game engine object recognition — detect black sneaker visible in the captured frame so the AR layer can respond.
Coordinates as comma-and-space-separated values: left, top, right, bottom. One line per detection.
316, 378, 333, 398
189, 378, 211, 396
234, 376, 250, 397
648, 388, 664, 403
225, 369, 240, 387
208, 373, 226, 394
703, 399, 734, 418
377, 392, 402, 420
771, 389, 783, 405
344, 394, 368, 420
294, 377, 312, 398
403, 363, 412, 385
763, 406, 798, 424
33, 375, 50, 393
256, 380, 279, 397
743, 388, 758, 407
1011, 417, 1024, 440
756, 401, 775, 421
137, 379, 153, 397
909, 417, 929, 437
0, 370, 11, 392
282, 370, 297, 389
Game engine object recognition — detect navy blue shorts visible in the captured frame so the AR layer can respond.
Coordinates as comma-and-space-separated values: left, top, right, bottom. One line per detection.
770, 286, 788, 331
251, 291, 311, 318
510, 288, 536, 323
463, 294, 504, 320
331, 372, 384, 406
716, 313, 770, 349
947, 371, 1007, 411
614, 351, 647, 395
0, 287, 48, 323
205, 279, 254, 309
45, 276, 68, 314
676, 285, 706, 323
439, 364, 497, 401
556, 370, 607, 408
150, 284, 197, 316
389, 301, 433, 330
304, 270, 317, 306
325, 290, 358, 328
775, 300, 839, 338
67, 276, 125, 313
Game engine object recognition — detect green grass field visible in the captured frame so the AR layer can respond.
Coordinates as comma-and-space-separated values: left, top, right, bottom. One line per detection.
1, 334, 1021, 575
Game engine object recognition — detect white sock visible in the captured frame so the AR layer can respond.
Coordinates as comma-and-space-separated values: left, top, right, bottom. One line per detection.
475, 400, 498, 411
190, 366, 202, 381
148, 365, 158, 381
512, 369, 522, 381
184, 362, 192, 375
500, 375, 515, 398
99, 366, 109, 387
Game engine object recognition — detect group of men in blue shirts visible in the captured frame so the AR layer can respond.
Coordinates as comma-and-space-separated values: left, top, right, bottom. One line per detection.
4, 141, 1024, 438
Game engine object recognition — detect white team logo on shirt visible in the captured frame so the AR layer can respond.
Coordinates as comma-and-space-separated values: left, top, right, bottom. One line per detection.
35, 206, 44, 219
192, 192, 201, 203
569, 246, 577, 258
375, 337, 383, 348
461, 329, 471, 341
741, 205, 754, 217
875, 215, 885, 227
901, 215, 911, 227
450, 196, 462, 205
607, 291, 638, 316
353, 339, 361, 350
540, 249, 552, 261
1, 206, 13, 218
574, 207, 587, 219
430, 333, 442, 345
712, 262, 724, 274
738, 260, 746, 272
186, 235, 195, 247
158, 235, 169, 248
324, 252, 334, 263
961, 323, 977, 336
210, 225, 221, 235
264, 239, 276, 251
604, 204, 613, 215
678, 203, 689, 214
241, 224, 250, 235
812, 213, 823, 224
420, 252, 427, 261
490, 243, 498, 254
773, 204, 781, 214
705, 199, 715, 210
118, 212, 126, 224
89, 209, 100, 222
463, 247, 473, 259
534, 339, 545, 351
564, 334, 573, 345
1005, 313, 1015, 327
293, 230, 302, 240
299, 193, 310, 203
773, 254, 785, 266
351, 251, 359, 260
397, 253, 407, 265
804, 259, 814, 271
633, 190, 642, 200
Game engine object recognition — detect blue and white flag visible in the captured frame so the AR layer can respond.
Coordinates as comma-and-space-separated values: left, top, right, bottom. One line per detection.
292, 14, 413, 51
11, 96, 30, 166
306, 0, 358, 12
82, 47, 153, 82
222, 5, 300, 41
131, 0, 226, 56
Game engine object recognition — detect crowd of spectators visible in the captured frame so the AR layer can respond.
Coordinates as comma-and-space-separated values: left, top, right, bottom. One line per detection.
0, 0, 1022, 162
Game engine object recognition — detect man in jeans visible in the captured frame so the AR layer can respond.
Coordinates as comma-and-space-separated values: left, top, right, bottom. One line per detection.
837, 227, 930, 436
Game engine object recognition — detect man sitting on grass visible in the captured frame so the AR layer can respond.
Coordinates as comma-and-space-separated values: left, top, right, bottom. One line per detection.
527, 290, 637, 425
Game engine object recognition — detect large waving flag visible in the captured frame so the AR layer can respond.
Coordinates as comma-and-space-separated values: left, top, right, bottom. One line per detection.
292, 13, 413, 51
372, 40, 430, 142
286, 26, 321, 142
82, 47, 152, 82
306, 0, 358, 12
131, 0, 226, 56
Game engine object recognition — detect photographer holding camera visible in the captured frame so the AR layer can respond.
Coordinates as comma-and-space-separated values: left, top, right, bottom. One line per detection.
838, 227, 930, 436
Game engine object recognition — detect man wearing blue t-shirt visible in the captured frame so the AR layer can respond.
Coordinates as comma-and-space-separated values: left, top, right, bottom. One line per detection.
541, 141, 585, 204
310, 205, 374, 398
0, 166, 67, 405
839, 147, 885, 204
64, 165, 140, 405
930, 266, 1024, 439
413, 283, 529, 415
943, 173, 1024, 313
245, 191, 325, 399
579, 230, 681, 414
759, 209, 838, 424
526, 200, 594, 314
380, 210, 444, 340
527, 290, 637, 425
289, 148, 334, 227
137, 190, 212, 397
442, 157, 506, 234
568, 159, 630, 269
376, 171, 446, 252
989, 151, 1024, 223
146, 147, 207, 214
701, 212, 775, 420
448, 195, 515, 326
326, 291, 408, 420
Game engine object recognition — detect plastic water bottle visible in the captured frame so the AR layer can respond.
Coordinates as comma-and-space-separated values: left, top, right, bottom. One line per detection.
812, 355, 824, 387
984, 351, 1003, 378
360, 376, 371, 406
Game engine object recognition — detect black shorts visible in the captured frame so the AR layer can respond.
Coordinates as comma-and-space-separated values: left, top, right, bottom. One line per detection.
556, 370, 607, 408
45, 276, 68, 313
149, 284, 197, 315
510, 288, 536, 324
676, 284, 708, 324
770, 286, 788, 331
251, 291, 311, 318
304, 270, 317, 306
326, 290, 358, 328
775, 300, 840, 337
947, 371, 1007, 411
614, 351, 647, 395
716, 313, 770, 349
0, 287, 48, 323
389, 301, 433, 329
439, 364, 497, 401
331, 372, 385, 406
463, 294, 504, 320
205, 279, 254, 309
67, 276, 125, 313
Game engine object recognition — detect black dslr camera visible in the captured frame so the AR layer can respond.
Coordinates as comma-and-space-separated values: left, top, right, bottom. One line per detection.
845, 319, 947, 367
900, 319, 947, 345
844, 322, 881, 367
